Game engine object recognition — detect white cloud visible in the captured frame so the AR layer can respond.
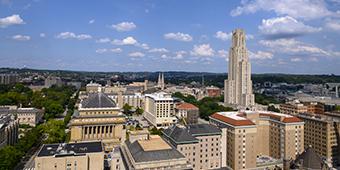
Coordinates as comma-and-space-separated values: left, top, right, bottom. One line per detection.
259, 39, 330, 56
40, 33, 46, 37
112, 36, 137, 45
96, 38, 111, 43
95, 49, 107, 54
89, 19, 95, 24
0, 14, 25, 28
217, 50, 228, 58
291, 57, 302, 62
149, 48, 169, 53
174, 51, 187, 59
12, 34, 30, 41
325, 19, 340, 31
249, 51, 273, 60
164, 32, 193, 42
96, 48, 122, 54
129, 52, 145, 57
111, 22, 136, 32
215, 31, 232, 41
309, 57, 318, 62
56, 32, 92, 40
191, 44, 215, 57
136, 43, 149, 50
230, 0, 333, 20
259, 16, 321, 39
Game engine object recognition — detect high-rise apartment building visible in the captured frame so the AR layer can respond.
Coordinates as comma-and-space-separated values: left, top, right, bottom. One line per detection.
297, 113, 340, 166
143, 92, 177, 128
0, 73, 19, 84
210, 111, 304, 170
224, 29, 254, 108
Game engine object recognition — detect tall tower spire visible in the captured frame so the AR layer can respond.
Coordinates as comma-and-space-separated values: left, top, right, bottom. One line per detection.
224, 29, 254, 108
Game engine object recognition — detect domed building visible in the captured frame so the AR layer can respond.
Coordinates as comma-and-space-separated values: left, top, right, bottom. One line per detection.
70, 92, 126, 151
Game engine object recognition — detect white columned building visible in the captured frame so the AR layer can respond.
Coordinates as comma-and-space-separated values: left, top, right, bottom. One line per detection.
224, 29, 255, 108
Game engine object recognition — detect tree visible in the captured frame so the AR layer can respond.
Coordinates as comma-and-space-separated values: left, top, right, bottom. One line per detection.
135, 107, 144, 115
123, 104, 132, 115
268, 105, 280, 112
0, 146, 22, 170
40, 120, 66, 144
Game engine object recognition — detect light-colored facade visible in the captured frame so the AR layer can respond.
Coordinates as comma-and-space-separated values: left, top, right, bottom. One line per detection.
35, 142, 104, 170
143, 92, 177, 128
224, 29, 255, 108
108, 92, 143, 109
70, 93, 126, 151
210, 111, 304, 170
297, 113, 340, 166
44, 76, 63, 87
157, 72, 165, 90
86, 82, 102, 93
176, 102, 199, 124
0, 73, 19, 84
110, 146, 126, 170
16, 108, 44, 127
0, 114, 19, 149
163, 124, 222, 170
280, 101, 324, 115
121, 135, 191, 170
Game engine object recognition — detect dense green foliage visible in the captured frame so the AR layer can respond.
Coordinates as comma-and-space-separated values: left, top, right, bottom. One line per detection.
172, 92, 233, 120
40, 119, 66, 144
335, 105, 340, 111
135, 107, 144, 115
0, 126, 41, 170
149, 127, 163, 135
0, 83, 76, 120
268, 105, 280, 112
255, 93, 282, 105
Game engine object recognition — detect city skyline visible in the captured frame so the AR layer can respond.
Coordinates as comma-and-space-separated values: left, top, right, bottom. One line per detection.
1, 0, 340, 74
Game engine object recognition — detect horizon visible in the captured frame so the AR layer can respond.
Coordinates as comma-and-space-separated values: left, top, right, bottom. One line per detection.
2, 67, 340, 76
1, 1, 340, 74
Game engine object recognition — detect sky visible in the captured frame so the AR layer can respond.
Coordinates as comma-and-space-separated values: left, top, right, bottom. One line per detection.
0, 0, 340, 74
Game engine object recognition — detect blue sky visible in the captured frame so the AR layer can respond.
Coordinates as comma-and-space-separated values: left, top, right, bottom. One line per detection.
0, 0, 340, 74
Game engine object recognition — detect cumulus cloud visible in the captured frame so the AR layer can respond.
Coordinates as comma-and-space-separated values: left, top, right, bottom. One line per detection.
40, 33, 46, 38
96, 38, 111, 43
259, 16, 321, 39
230, 0, 333, 20
96, 48, 122, 54
56, 32, 92, 40
129, 52, 145, 57
111, 22, 136, 31
164, 32, 193, 42
325, 19, 340, 31
190, 44, 215, 57
12, 34, 30, 41
149, 48, 169, 53
217, 50, 228, 58
215, 31, 232, 41
249, 51, 273, 60
290, 57, 302, 62
259, 39, 330, 56
174, 51, 187, 59
0, 14, 25, 28
89, 19, 95, 24
136, 43, 150, 50
112, 36, 137, 45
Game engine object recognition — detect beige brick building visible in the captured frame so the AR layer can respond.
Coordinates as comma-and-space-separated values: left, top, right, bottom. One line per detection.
16, 107, 44, 127
121, 135, 191, 169
297, 113, 340, 166
35, 142, 104, 170
280, 101, 324, 115
70, 93, 126, 151
163, 124, 222, 170
143, 92, 177, 128
210, 111, 304, 170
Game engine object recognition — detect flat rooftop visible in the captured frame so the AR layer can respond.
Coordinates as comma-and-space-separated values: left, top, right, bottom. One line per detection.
210, 111, 302, 127
138, 135, 171, 151
37, 141, 103, 157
